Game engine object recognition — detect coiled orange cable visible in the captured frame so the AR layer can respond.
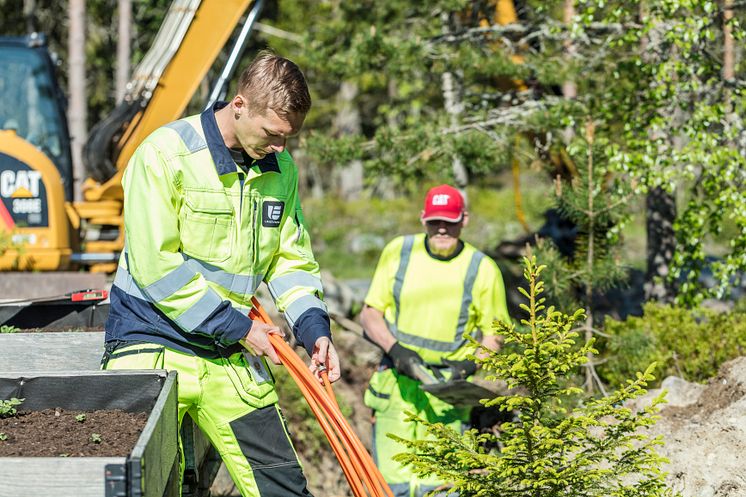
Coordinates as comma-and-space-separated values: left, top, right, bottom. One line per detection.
249, 297, 393, 497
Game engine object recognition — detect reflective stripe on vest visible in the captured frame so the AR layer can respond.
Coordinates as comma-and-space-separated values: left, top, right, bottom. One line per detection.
388, 235, 484, 353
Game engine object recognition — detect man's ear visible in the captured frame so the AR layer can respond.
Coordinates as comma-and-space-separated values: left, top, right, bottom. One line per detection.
420, 210, 426, 227
231, 94, 246, 114
462, 212, 469, 228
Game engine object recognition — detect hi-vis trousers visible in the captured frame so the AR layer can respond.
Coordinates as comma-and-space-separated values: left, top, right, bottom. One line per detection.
364, 367, 467, 497
102, 342, 312, 497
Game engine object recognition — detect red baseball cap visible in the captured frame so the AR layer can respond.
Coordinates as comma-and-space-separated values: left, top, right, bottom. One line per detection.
421, 184, 465, 222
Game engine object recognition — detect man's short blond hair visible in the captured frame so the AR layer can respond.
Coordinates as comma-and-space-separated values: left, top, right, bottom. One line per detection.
238, 51, 311, 118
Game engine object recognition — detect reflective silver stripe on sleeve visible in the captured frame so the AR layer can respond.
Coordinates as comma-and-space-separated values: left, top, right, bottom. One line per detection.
113, 265, 147, 300
142, 262, 197, 302
367, 385, 390, 400
184, 256, 263, 297
284, 295, 327, 327
234, 303, 252, 315
172, 288, 224, 331
267, 272, 324, 298
164, 120, 207, 153
392, 235, 414, 327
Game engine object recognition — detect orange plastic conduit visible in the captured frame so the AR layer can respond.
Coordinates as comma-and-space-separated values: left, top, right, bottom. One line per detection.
269, 331, 376, 495
249, 297, 393, 497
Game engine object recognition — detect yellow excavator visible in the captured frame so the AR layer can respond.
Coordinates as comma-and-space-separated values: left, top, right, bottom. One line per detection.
0, 0, 264, 272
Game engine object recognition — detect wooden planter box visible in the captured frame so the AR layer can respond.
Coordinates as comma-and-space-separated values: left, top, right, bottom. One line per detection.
0, 370, 179, 497
0, 332, 218, 497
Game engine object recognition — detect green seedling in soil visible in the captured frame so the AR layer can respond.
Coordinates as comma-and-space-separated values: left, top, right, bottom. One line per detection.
75, 414, 86, 423
90, 433, 102, 444
0, 433, 7, 441
0, 325, 19, 333
0, 398, 23, 418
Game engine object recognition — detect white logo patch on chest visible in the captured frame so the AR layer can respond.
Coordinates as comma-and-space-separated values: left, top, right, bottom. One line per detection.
262, 201, 284, 227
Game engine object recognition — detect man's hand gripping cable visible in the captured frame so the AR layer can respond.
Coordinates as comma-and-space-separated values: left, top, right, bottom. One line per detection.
248, 297, 394, 497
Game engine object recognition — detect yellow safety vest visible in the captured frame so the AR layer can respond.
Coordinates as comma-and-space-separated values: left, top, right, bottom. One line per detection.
365, 233, 509, 364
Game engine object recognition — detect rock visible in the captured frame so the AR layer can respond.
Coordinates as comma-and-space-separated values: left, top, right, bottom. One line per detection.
631, 357, 746, 496
659, 376, 706, 407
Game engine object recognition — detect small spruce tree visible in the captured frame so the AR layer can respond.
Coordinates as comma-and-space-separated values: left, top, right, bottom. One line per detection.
391, 256, 676, 497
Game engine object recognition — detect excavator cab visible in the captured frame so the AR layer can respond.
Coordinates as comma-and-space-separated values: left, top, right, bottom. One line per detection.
0, 33, 73, 201
0, 33, 74, 269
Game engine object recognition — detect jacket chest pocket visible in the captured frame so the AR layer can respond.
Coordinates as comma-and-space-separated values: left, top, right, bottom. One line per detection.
180, 189, 234, 263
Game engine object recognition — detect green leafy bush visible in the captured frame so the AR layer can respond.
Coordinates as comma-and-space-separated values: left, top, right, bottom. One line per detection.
600, 303, 746, 388
391, 257, 676, 497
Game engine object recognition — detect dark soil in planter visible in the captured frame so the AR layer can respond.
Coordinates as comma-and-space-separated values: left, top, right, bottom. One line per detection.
0, 408, 148, 457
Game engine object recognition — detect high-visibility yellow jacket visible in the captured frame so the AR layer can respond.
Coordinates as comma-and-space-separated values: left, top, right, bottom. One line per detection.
106, 102, 329, 358
365, 233, 510, 364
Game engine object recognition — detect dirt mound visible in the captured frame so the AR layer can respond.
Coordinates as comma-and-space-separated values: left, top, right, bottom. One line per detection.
629, 357, 746, 497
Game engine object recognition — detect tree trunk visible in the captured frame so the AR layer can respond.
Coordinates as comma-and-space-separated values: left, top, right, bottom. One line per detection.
561, 0, 576, 144
722, 0, 737, 144
723, 0, 734, 83
561, 0, 576, 100
333, 81, 363, 200
644, 187, 677, 302
23, 0, 36, 32
440, 12, 468, 190
116, 0, 132, 104
67, 0, 87, 200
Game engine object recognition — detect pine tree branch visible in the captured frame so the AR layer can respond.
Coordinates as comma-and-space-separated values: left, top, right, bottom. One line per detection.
428, 21, 640, 45
446, 98, 568, 134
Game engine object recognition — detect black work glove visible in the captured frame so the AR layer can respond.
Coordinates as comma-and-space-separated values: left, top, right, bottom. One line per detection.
387, 342, 426, 379
442, 359, 477, 380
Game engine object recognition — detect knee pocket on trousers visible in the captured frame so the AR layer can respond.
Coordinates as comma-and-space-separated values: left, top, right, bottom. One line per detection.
252, 463, 311, 497
226, 405, 313, 496
230, 405, 297, 468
